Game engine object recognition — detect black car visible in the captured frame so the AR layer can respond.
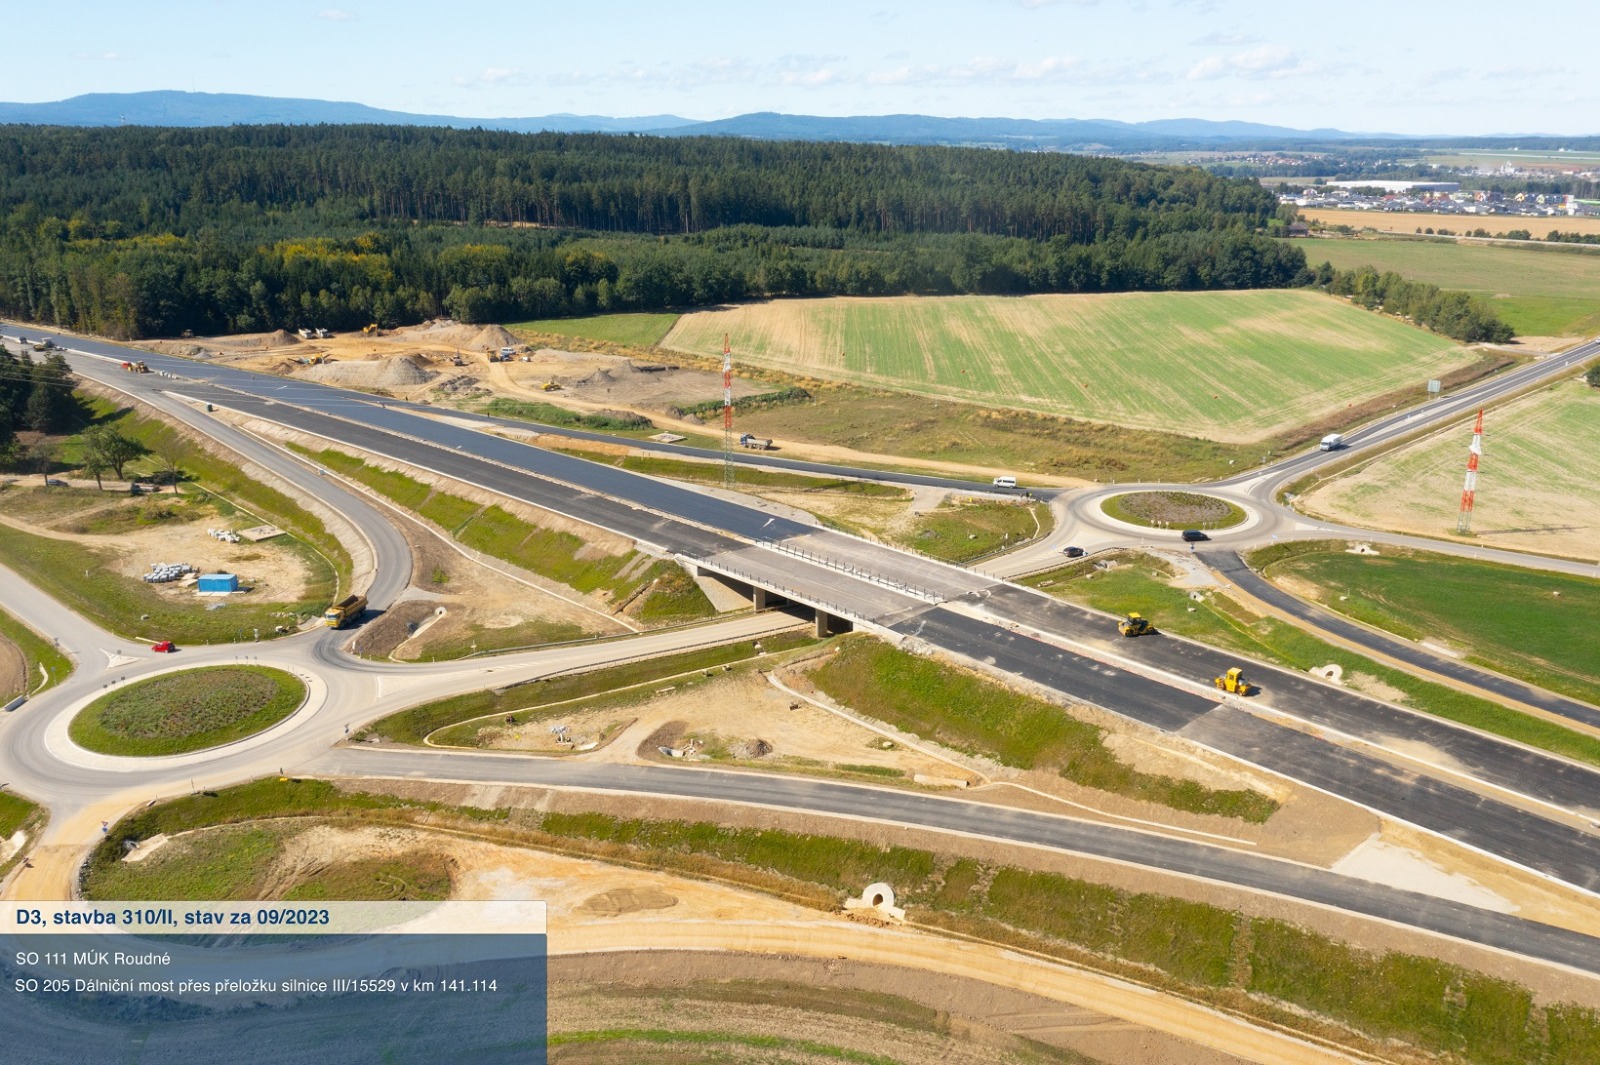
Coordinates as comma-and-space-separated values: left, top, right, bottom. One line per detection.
1062, 546, 1086, 558
1181, 529, 1208, 543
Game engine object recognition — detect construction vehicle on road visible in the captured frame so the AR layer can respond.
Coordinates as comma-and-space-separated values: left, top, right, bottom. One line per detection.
1214, 666, 1254, 695
1117, 613, 1152, 637
121, 360, 150, 373
739, 432, 774, 450
323, 593, 367, 629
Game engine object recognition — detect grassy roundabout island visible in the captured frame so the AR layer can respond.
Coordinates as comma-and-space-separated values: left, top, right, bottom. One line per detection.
1101, 491, 1245, 531
70, 666, 307, 756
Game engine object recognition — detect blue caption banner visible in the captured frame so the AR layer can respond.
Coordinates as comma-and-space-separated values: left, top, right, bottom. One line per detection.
1, 902, 547, 1064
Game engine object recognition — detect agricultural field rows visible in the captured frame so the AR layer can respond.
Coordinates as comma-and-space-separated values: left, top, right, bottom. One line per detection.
663, 290, 1472, 443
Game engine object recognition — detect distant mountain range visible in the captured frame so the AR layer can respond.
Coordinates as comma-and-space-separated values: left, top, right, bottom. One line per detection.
0, 91, 1585, 150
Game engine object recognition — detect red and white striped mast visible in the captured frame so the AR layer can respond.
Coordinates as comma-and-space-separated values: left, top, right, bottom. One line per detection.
722, 333, 735, 488
1456, 408, 1484, 535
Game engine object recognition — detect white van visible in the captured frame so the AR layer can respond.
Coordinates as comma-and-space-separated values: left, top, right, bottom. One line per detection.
992, 476, 1017, 489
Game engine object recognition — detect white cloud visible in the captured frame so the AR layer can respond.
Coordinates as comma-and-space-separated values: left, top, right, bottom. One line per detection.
454, 67, 527, 88
867, 54, 1160, 88
318, 8, 357, 21
1187, 45, 1317, 81
73, 51, 126, 62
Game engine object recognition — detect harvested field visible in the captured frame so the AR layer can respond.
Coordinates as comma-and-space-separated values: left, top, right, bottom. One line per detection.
1300, 377, 1600, 561
1302, 208, 1600, 239
663, 291, 1472, 443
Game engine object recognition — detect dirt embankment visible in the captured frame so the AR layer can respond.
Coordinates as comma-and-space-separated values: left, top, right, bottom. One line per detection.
0, 635, 26, 702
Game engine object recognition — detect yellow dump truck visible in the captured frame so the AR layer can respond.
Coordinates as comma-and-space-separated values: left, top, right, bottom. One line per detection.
323, 593, 367, 629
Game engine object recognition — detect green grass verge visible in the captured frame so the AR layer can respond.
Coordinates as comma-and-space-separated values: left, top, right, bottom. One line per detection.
1251, 541, 1600, 709
292, 444, 715, 624
370, 632, 816, 745
70, 665, 305, 756
894, 500, 1051, 563
506, 312, 681, 348
281, 853, 453, 901
1101, 491, 1245, 530
0, 791, 41, 838
0, 606, 73, 698
809, 637, 1277, 822
1021, 553, 1600, 770
85, 778, 1600, 1065
484, 397, 653, 432
1300, 236, 1600, 336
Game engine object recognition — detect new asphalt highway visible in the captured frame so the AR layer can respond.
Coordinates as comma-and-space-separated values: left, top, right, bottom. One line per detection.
4, 321, 1600, 977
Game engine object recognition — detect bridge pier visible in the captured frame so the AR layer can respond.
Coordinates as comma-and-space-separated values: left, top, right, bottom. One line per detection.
753, 587, 771, 610
814, 609, 851, 638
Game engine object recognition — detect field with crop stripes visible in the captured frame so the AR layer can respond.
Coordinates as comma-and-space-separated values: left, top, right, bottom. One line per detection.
662, 290, 1471, 443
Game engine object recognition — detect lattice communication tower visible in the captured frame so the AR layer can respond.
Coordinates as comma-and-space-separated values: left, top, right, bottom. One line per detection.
722, 333, 735, 488
1456, 408, 1484, 535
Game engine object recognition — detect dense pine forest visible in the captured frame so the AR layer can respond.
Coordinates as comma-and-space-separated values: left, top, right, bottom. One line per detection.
3, 124, 1307, 338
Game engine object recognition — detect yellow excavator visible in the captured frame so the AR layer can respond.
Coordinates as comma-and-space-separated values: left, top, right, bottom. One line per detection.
1214, 667, 1255, 696
1117, 613, 1153, 637
361, 323, 380, 336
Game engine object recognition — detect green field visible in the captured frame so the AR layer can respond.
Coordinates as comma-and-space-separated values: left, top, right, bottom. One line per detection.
663, 291, 1471, 444
1252, 541, 1600, 707
1299, 237, 1600, 337
70, 665, 306, 756
507, 312, 681, 347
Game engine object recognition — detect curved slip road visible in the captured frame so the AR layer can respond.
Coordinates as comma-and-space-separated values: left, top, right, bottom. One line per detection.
309, 747, 1600, 976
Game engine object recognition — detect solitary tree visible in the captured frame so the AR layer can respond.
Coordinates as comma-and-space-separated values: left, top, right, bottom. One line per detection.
1587, 364, 1600, 389
80, 424, 147, 481
81, 452, 109, 491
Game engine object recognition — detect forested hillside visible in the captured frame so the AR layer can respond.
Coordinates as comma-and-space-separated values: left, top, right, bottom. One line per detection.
0, 125, 1308, 337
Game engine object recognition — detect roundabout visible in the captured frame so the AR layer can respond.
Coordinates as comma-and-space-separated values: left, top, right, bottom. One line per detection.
1099, 490, 1247, 532
67, 665, 308, 757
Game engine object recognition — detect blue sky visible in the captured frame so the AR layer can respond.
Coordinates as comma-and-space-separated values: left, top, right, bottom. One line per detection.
14, 1, 1592, 134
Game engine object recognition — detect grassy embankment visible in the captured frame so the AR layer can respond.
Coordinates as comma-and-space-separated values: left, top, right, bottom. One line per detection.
0, 607, 73, 698
0, 400, 345, 644
1252, 541, 1600, 709
69, 665, 306, 756
368, 633, 816, 746
0, 791, 44, 879
891, 499, 1052, 563
1299, 235, 1600, 338
84, 777, 1600, 1065
810, 637, 1275, 822
291, 445, 714, 627
1021, 552, 1600, 769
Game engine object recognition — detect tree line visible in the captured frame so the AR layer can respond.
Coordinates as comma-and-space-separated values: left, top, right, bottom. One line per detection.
0, 345, 77, 455
1306, 263, 1514, 343
0, 124, 1307, 337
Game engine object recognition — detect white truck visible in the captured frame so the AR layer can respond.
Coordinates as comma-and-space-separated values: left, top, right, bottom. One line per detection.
1319, 433, 1345, 452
